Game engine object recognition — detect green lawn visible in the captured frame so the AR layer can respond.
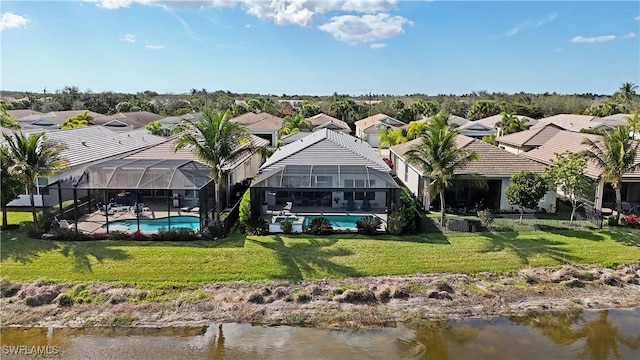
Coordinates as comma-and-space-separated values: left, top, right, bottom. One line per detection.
2, 219, 639, 285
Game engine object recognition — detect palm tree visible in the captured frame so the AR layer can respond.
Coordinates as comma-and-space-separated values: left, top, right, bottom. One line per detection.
0, 147, 24, 229
581, 126, 640, 224
174, 109, 255, 222
496, 112, 529, 136
617, 82, 638, 104
280, 113, 312, 136
625, 111, 640, 139
1, 102, 20, 129
405, 121, 480, 226
2, 132, 69, 231
406, 121, 429, 139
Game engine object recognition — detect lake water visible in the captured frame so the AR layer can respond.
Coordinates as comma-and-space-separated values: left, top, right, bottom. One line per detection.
1, 309, 638, 359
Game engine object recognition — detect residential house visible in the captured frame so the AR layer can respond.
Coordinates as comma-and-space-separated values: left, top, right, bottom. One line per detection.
231, 112, 283, 146
6, 126, 166, 208
457, 114, 537, 139
250, 129, 399, 217
157, 112, 203, 135
389, 135, 556, 212
354, 113, 407, 148
495, 124, 563, 155
7, 109, 44, 120
529, 114, 623, 133
17, 110, 103, 129
519, 130, 640, 212
94, 111, 163, 131
307, 113, 351, 133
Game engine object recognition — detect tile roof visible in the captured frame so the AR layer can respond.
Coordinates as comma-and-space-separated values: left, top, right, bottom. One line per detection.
260, 129, 390, 172
94, 111, 163, 129
529, 114, 614, 132
126, 134, 269, 171
38, 126, 166, 168
280, 131, 312, 145
231, 112, 284, 131
158, 113, 203, 128
354, 113, 406, 132
390, 134, 544, 177
496, 124, 562, 148
307, 113, 351, 132
521, 130, 640, 179
458, 114, 537, 130
18, 110, 104, 127
7, 109, 44, 119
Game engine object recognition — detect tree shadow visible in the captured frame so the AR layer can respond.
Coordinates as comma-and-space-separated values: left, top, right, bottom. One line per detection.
58, 242, 131, 273
247, 235, 360, 281
478, 232, 582, 265
536, 225, 605, 242
598, 228, 640, 247
0, 235, 60, 264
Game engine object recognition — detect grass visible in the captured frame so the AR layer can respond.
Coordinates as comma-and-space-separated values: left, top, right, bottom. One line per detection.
2, 211, 639, 285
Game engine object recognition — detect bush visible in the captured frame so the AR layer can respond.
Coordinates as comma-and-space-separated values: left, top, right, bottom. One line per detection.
306, 217, 333, 235
477, 209, 494, 228
109, 230, 130, 240
398, 187, 417, 234
238, 190, 251, 233
280, 220, 293, 234
386, 212, 405, 235
622, 214, 640, 228
245, 218, 267, 235
207, 221, 224, 238
152, 228, 199, 241
607, 216, 620, 227
356, 216, 382, 235
56, 229, 90, 241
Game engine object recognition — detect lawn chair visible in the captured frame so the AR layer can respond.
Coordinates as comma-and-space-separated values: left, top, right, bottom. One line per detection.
181, 197, 198, 212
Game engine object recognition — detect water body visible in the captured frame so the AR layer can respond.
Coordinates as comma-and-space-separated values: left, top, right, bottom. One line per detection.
1, 309, 638, 359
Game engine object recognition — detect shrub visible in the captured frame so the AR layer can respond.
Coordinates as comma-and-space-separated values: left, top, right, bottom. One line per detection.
245, 218, 267, 235
607, 216, 619, 227
356, 216, 382, 235
109, 230, 130, 240
238, 190, 251, 233
477, 209, 494, 228
56, 229, 90, 241
152, 228, 199, 241
622, 214, 640, 228
306, 217, 333, 235
386, 212, 405, 235
131, 230, 147, 240
280, 220, 293, 234
207, 221, 224, 238
398, 187, 417, 234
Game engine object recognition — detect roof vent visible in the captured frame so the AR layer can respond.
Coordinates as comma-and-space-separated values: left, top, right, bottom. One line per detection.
81, 141, 87, 147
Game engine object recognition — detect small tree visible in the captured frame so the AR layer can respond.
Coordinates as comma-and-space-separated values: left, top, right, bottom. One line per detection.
505, 171, 549, 223
145, 121, 165, 136
0, 147, 23, 229
543, 151, 593, 224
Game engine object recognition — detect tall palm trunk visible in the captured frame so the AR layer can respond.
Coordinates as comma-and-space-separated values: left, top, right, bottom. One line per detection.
2, 203, 8, 229
614, 181, 623, 224
214, 184, 221, 222
439, 191, 446, 227
28, 186, 39, 231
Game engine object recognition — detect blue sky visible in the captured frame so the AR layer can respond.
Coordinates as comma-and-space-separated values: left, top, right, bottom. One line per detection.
1, 1, 639, 96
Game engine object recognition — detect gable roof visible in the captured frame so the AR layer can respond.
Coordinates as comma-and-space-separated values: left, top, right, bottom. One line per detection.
260, 129, 390, 172
458, 114, 537, 130
390, 134, 544, 177
529, 114, 616, 132
415, 114, 471, 128
125, 134, 268, 171
18, 110, 104, 127
94, 111, 163, 129
158, 112, 203, 128
355, 113, 406, 132
7, 109, 44, 119
521, 130, 640, 179
496, 124, 563, 148
231, 112, 283, 131
280, 131, 313, 145
307, 113, 351, 132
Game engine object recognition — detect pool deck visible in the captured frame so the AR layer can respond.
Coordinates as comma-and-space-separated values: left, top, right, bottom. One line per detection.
266, 206, 387, 232
75, 206, 200, 234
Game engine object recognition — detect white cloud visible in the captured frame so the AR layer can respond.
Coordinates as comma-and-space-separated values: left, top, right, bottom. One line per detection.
0, 12, 29, 31
505, 12, 557, 37
119, 33, 136, 42
570, 35, 615, 43
555, 48, 562, 52
370, 43, 386, 49
145, 44, 164, 49
635, 15, 640, 21
245, 24, 252, 28
624, 32, 636, 39
319, 13, 411, 43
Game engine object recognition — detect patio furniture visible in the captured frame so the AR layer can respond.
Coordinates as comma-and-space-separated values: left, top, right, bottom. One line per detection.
180, 197, 198, 212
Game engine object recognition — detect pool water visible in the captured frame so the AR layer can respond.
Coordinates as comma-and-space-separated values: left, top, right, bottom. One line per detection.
302, 215, 378, 229
102, 216, 200, 232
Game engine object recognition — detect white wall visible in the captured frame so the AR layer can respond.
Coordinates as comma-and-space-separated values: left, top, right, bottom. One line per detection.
367, 131, 380, 148
499, 144, 523, 155
500, 178, 557, 212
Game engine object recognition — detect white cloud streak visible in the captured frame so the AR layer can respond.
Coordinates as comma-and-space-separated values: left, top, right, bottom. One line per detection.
0, 12, 29, 31
505, 12, 557, 37
145, 44, 164, 49
370, 43, 386, 49
570, 35, 615, 43
635, 15, 640, 21
319, 13, 411, 43
623, 32, 636, 39
119, 33, 136, 42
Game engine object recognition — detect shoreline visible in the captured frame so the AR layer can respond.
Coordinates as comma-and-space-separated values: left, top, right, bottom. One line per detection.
2, 264, 639, 329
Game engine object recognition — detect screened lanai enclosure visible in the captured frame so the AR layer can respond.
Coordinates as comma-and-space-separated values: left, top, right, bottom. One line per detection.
52, 159, 216, 234
249, 164, 400, 218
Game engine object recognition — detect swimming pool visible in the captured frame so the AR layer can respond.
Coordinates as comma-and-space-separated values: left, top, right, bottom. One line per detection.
302, 215, 379, 229
102, 216, 200, 232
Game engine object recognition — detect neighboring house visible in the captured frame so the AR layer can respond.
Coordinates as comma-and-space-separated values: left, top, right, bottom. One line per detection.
6, 126, 166, 207
231, 112, 283, 146
7, 109, 44, 120
529, 114, 623, 133
94, 111, 163, 131
457, 114, 537, 139
157, 112, 203, 135
249, 129, 400, 217
520, 130, 640, 211
17, 110, 103, 129
354, 113, 407, 148
496, 124, 563, 155
125, 134, 269, 208
279, 131, 312, 146
307, 113, 351, 133
389, 135, 556, 212
413, 114, 471, 130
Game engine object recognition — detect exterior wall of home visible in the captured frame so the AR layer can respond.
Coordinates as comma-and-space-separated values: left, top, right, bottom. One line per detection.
391, 152, 423, 207
498, 144, 523, 155
499, 178, 557, 212
367, 131, 380, 148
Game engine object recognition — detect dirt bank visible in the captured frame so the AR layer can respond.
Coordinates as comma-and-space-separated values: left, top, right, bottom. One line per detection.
2, 264, 639, 329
